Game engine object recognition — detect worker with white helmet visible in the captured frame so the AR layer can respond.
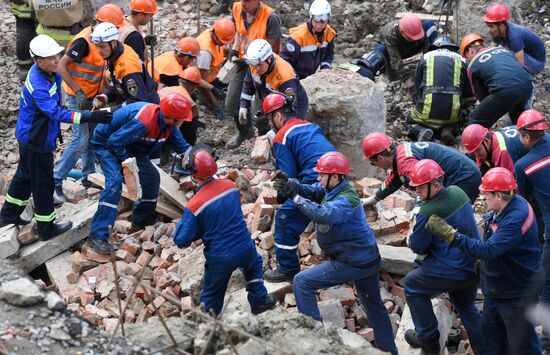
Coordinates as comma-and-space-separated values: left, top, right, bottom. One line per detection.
280, 0, 336, 79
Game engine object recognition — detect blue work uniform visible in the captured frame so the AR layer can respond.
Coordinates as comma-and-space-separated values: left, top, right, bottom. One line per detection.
492, 22, 546, 75
89, 102, 190, 241
451, 195, 542, 355
271, 118, 334, 276
405, 186, 486, 354
291, 178, 398, 355
173, 178, 269, 315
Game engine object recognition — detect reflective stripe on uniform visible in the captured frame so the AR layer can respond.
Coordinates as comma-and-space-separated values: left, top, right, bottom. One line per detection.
140, 198, 157, 202
5, 194, 29, 207
525, 157, 550, 176
68, 68, 104, 83
36, 24, 74, 42
241, 93, 253, 101
16, 58, 33, 66
25, 76, 34, 93
99, 201, 118, 209
494, 132, 507, 151
404, 142, 413, 157
72, 112, 81, 124
300, 44, 318, 53
450, 58, 462, 122
421, 56, 435, 120
48, 83, 57, 97
35, 211, 56, 222
12, 3, 32, 18
274, 242, 298, 250
246, 278, 263, 284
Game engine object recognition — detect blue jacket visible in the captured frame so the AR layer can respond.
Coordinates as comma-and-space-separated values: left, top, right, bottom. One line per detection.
16, 64, 91, 152
272, 118, 335, 184
173, 178, 256, 257
292, 177, 380, 266
492, 22, 546, 64
92, 102, 189, 160
452, 195, 541, 298
410, 186, 478, 280
515, 139, 550, 236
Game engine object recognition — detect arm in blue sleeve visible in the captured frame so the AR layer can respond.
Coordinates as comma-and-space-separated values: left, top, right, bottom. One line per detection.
408, 214, 433, 255
32, 85, 80, 124
515, 165, 530, 197
123, 72, 151, 104
321, 41, 334, 68
294, 195, 353, 225
414, 58, 424, 95
173, 209, 198, 248
278, 79, 300, 99
240, 69, 255, 108
279, 37, 301, 68
125, 32, 146, 62
167, 127, 191, 155
106, 119, 148, 160
292, 181, 325, 203
274, 144, 299, 179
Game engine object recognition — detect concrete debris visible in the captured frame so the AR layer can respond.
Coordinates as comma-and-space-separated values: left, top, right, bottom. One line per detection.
46, 291, 66, 311
0, 277, 44, 306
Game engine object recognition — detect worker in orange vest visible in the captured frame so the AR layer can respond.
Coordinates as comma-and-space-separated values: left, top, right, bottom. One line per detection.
119, 0, 158, 63
148, 37, 200, 88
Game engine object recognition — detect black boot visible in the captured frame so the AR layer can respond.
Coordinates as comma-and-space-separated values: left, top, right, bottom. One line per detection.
0, 216, 31, 228
404, 329, 440, 354
251, 294, 277, 315
39, 221, 73, 241
264, 269, 295, 283
54, 185, 67, 205
86, 238, 111, 255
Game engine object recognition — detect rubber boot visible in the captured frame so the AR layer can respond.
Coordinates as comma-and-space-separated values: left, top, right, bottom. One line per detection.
264, 268, 295, 283
39, 221, 73, 241
251, 294, 277, 315
404, 329, 440, 354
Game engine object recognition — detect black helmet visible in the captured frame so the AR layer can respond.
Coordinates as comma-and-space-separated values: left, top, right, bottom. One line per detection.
429, 35, 459, 52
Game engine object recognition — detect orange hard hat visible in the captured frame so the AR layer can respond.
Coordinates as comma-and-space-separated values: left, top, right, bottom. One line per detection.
129, 0, 158, 14
460, 33, 485, 58
313, 151, 350, 175
213, 18, 236, 45
516, 109, 549, 131
399, 14, 424, 41
362, 132, 392, 160
409, 159, 445, 187
95, 4, 124, 27
176, 37, 200, 57
160, 93, 192, 122
181, 66, 201, 84
479, 167, 517, 192
483, 3, 510, 23
462, 124, 489, 153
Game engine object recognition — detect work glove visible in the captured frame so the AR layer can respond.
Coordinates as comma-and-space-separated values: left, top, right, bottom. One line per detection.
272, 170, 297, 198
75, 90, 89, 110
229, 49, 239, 63
93, 94, 108, 109
214, 106, 226, 121
87, 110, 112, 124
238, 107, 248, 125
144, 34, 157, 46
361, 195, 379, 207
426, 215, 457, 244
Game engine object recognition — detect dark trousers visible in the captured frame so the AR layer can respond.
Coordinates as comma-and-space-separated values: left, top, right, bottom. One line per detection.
15, 16, 35, 68
1, 145, 56, 235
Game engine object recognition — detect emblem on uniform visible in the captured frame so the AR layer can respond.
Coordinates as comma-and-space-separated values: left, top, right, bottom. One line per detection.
127, 79, 138, 97
286, 43, 295, 52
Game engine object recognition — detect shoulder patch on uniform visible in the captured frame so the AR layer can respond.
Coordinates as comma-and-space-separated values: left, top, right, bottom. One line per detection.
286, 43, 295, 52
127, 79, 138, 97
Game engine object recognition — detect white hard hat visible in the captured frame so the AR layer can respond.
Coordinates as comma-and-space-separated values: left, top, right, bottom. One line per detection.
309, 0, 331, 20
90, 22, 119, 44
29, 35, 64, 58
244, 39, 273, 65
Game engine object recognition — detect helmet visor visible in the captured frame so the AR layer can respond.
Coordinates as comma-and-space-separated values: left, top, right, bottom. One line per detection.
312, 14, 329, 22
244, 56, 262, 66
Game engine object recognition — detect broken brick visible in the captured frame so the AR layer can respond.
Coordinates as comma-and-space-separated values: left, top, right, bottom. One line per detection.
258, 231, 274, 250
115, 249, 136, 263
240, 168, 256, 181
251, 136, 271, 164
142, 241, 155, 253
390, 285, 406, 303
181, 296, 194, 312
345, 318, 356, 332
139, 226, 155, 243
120, 238, 140, 256
319, 287, 356, 305
114, 220, 132, 234
358, 328, 375, 342
66, 272, 80, 284
125, 263, 142, 276
258, 187, 278, 204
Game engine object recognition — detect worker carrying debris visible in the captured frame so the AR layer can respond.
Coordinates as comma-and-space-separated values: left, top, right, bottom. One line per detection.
87, 93, 192, 254
260, 92, 334, 283
461, 33, 533, 128
361, 132, 482, 204
172, 147, 276, 316
280, 0, 336, 79
273, 151, 398, 355
119, 0, 158, 63
0, 34, 112, 239
402, 159, 486, 354
427, 167, 543, 354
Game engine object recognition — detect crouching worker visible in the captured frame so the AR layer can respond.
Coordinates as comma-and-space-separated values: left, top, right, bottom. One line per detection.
172, 147, 276, 316
272, 151, 398, 355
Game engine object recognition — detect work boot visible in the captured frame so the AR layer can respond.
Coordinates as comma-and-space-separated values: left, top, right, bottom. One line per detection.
251, 294, 277, 315
38, 221, 73, 241
0, 216, 31, 228
226, 129, 255, 149
404, 329, 440, 354
417, 127, 434, 142
80, 177, 92, 189
264, 268, 295, 283
86, 238, 111, 255
54, 185, 67, 205
440, 126, 456, 146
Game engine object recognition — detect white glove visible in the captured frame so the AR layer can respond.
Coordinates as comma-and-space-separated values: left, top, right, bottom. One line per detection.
238, 107, 248, 125
362, 195, 379, 207
93, 94, 108, 109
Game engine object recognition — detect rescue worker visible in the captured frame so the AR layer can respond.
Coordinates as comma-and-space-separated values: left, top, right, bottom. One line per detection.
426, 167, 542, 355
87, 93, 192, 254
225, 0, 282, 146
119, 0, 158, 63
172, 147, 276, 316
280, 0, 336, 79
514, 110, 550, 349
148, 37, 201, 88
484, 3, 546, 75
231, 39, 308, 148
0, 35, 112, 238
90, 22, 159, 109
361, 132, 482, 204
337, 50, 387, 81
408, 36, 471, 146
196, 18, 236, 120
376, 13, 438, 86
53, 4, 124, 204
179, 66, 202, 145
260, 93, 335, 283
273, 151, 398, 355
403, 159, 486, 354
461, 33, 533, 128
12, 0, 35, 80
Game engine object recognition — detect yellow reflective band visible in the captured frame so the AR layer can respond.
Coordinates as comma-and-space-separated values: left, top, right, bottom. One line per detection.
420, 57, 435, 120
16, 58, 33, 66
5, 194, 29, 207
36, 24, 75, 42
49, 83, 57, 97
72, 112, 81, 124
404, 142, 413, 157
35, 211, 56, 222
12, 3, 32, 18
494, 132, 507, 151
450, 58, 462, 122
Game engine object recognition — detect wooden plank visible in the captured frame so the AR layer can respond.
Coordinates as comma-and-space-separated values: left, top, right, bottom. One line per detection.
395, 12, 454, 23
154, 165, 187, 209
88, 173, 182, 220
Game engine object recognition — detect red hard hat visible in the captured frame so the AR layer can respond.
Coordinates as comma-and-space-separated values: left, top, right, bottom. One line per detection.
262, 92, 292, 117
192, 149, 218, 179
409, 159, 445, 187
95, 4, 124, 27
399, 14, 424, 41
181, 66, 201, 84
516, 109, 549, 131
313, 151, 350, 175
462, 124, 489, 153
160, 93, 192, 122
362, 132, 392, 160
479, 167, 517, 192
176, 37, 200, 57
213, 18, 236, 45
483, 3, 510, 23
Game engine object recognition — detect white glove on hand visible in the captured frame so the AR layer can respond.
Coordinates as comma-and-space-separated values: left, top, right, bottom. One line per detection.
362, 195, 378, 207
93, 94, 108, 109
238, 107, 248, 125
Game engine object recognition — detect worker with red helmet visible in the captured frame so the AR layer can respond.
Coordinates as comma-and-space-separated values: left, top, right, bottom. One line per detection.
460, 33, 533, 128
375, 13, 438, 85
361, 132, 482, 205
426, 167, 542, 354
172, 147, 276, 316
273, 151, 397, 354
87, 94, 193, 254
119, 0, 158, 63
483, 3, 546, 74
402, 159, 486, 354
260, 92, 335, 283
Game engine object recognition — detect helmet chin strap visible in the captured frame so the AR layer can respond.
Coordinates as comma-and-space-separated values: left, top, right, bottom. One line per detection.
106, 41, 116, 61
482, 141, 492, 167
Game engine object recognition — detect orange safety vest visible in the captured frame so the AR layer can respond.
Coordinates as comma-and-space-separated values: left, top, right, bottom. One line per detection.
288, 22, 336, 50
111, 44, 143, 95
196, 28, 225, 83
233, 1, 274, 58
63, 26, 106, 98
119, 18, 147, 64
147, 51, 184, 84
249, 53, 296, 91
